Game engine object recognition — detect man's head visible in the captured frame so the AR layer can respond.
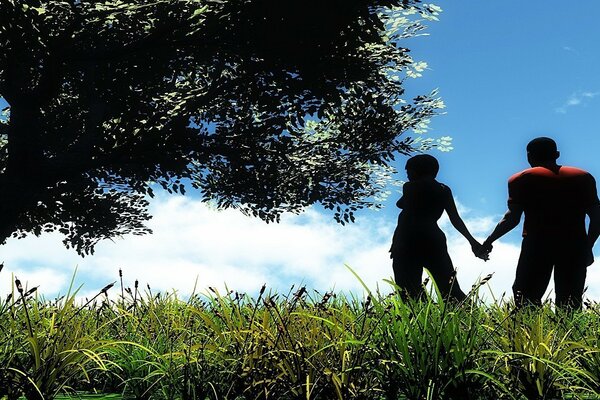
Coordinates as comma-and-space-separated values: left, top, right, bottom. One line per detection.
527, 137, 560, 167
405, 154, 439, 181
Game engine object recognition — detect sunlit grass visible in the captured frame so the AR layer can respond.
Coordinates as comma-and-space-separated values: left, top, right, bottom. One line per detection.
2, 267, 600, 399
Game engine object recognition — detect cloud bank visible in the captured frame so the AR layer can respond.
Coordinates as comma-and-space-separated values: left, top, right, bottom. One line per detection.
2, 194, 599, 302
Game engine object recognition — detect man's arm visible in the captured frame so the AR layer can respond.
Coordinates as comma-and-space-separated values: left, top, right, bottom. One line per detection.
583, 174, 600, 266
587, 204, 600, 253
483, 204, 524, 250
586, 205, 600, 266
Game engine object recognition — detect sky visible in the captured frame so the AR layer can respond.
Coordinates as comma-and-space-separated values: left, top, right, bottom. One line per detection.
2, 0, 600, 302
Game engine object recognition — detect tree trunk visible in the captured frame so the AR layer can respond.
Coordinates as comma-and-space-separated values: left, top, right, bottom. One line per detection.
0, 100, 48, 244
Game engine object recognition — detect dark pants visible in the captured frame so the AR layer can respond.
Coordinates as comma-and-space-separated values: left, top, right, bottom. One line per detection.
392, 230, 466, 302
513, 235, 588, 309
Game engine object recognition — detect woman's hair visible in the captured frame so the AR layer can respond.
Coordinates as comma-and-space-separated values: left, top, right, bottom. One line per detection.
405, 154, 439, 178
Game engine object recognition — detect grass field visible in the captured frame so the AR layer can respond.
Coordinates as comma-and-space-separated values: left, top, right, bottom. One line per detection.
52, 396, 121, 400
2, 268, 600, 400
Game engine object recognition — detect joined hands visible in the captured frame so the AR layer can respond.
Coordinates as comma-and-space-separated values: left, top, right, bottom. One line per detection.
471, 240, 492, 261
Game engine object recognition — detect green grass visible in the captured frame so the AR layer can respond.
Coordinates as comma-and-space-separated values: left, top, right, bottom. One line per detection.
2, 267, 600, 400
53, 395, 122, 400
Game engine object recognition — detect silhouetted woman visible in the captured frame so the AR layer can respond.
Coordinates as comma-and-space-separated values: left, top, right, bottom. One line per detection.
390, 154, 483, 301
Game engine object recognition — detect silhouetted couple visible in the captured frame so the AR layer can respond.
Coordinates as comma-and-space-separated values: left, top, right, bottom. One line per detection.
390, 137, 600, 309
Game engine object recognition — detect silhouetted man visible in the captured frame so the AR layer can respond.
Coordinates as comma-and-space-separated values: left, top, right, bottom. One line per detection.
482, 137, 600, 308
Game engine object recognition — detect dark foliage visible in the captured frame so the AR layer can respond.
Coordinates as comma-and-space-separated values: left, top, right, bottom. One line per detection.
0, 0, 443, 254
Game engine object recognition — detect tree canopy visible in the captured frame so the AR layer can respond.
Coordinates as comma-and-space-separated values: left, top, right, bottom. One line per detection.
0, 0, 445, 255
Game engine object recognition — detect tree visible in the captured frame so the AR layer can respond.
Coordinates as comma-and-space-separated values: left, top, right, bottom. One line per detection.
0, 0, 444, 255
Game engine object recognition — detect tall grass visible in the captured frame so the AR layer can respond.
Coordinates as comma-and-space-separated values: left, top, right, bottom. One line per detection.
2, 266, 600, 399
0, 271, 116, 400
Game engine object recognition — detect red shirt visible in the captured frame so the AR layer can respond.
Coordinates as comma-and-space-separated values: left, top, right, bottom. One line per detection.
508, 165, 599, 237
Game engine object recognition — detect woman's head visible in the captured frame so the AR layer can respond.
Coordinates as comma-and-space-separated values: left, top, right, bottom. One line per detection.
405, 154, 439, 180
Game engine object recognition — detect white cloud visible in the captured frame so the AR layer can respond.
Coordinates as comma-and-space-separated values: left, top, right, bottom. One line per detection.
562, 46, 581, 56
556, 90, 599, 114
2, 194, 600, 304
0, 195, 395, 298
438, 203, 520, 301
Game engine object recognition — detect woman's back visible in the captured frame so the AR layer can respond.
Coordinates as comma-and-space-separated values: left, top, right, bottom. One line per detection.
397, 179, 450, 225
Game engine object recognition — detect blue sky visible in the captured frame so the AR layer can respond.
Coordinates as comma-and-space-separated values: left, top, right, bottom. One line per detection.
403, 0, 600, 219
2, 1, 600, 301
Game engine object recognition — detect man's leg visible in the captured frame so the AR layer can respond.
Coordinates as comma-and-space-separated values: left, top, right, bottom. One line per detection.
513, 237, 553, 307
392, 254, 425, 301
554, 265, 586, 309
554, 244, 587, 309
426, 250, 467, 302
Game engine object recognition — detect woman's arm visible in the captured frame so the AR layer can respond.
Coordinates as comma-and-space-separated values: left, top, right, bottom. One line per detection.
444, 187, 487, 259
444, 188, 477, 244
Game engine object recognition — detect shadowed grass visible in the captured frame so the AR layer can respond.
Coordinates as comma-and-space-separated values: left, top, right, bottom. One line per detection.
2, 266, 600, 399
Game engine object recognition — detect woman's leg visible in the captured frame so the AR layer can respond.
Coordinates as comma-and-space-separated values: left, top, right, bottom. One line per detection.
426, 250, 467, 302
392, 254, 425, 301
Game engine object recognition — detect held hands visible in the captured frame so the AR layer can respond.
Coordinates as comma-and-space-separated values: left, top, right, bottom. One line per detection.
471, 239, 493, 261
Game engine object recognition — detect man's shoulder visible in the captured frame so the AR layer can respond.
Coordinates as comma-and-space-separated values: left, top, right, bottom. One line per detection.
559, 165, 593, 178
509, 166, 593, 183
508, 167, 541, 184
